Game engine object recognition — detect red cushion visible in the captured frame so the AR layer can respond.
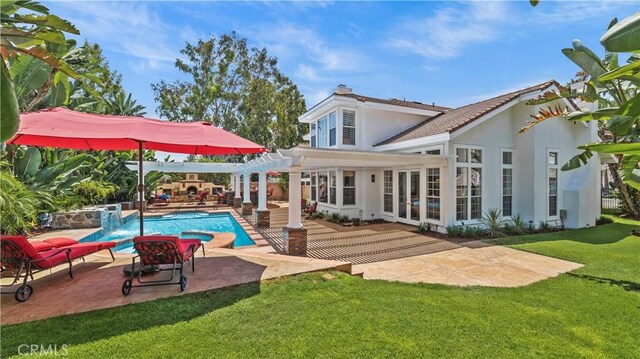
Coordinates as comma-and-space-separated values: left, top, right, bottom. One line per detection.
31, 241, 55, 252
43, 237, 78, 248
179, 239, 202, 260
31, 249, 72, 269
66, 244, 100, 259
0, 236, 39, 258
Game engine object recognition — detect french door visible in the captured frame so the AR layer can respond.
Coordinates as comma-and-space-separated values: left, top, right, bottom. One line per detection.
397, 170, 421, 224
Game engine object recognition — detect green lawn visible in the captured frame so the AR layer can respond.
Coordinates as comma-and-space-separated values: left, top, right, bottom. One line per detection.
2, 216, 639, 358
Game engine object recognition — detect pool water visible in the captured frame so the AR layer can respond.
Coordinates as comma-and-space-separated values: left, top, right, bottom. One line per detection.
83, 212, 254, 253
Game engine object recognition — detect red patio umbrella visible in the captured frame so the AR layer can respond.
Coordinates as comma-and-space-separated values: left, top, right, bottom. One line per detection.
7, 107, 266, 235
266, 170, 281, 177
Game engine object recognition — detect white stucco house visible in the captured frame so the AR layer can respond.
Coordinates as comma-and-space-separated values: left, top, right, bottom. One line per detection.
294, 80, 600, 231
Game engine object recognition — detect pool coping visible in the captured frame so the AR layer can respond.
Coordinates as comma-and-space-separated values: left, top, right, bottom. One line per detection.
34, 209, 272, 257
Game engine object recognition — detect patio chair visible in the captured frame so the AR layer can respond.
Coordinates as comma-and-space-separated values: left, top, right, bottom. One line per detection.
301, 199, 309, 212
122, 235, 204, 295
304, 201, 318, 219
194, 191, 208, 204
0, 236, 116, 302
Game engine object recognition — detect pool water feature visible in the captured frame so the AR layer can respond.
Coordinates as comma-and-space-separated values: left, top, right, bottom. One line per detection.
82, 212, 254, 253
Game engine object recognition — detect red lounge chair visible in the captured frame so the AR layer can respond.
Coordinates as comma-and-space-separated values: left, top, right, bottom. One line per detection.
194, 191, 208, 204
304, 201, 318, 218
0, 236, 116, 302
122, 235, 205, 295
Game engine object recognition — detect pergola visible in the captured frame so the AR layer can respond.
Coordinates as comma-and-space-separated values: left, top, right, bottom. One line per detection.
129, 147, 447, 255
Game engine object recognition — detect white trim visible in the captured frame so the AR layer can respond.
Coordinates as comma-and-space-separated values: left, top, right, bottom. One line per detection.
453, 144, 485, 223
547, 148, 560, 220
500, 148, 515, 218
374, 132, 450, 151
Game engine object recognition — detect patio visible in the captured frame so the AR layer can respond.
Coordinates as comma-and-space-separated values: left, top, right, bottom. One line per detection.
0, 247, 351, 325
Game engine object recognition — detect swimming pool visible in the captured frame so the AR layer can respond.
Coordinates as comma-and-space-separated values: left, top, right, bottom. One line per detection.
81, 212, 254, 253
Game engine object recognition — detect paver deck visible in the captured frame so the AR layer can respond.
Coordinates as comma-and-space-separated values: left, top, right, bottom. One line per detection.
241, 208, 459, 264
1, 248, 350, 325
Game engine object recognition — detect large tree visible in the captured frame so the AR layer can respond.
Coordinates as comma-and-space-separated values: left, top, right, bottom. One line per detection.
152, 32, 307, 152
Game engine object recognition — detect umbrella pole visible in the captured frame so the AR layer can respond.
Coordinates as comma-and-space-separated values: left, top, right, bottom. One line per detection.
138, 142, 144, 236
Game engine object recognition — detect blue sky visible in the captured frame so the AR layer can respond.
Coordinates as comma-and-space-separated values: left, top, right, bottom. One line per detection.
47, 0, 638, 114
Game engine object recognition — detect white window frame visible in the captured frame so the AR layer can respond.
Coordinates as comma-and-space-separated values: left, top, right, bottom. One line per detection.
454, 144, 484, 223
425, 167, 442, 224
328, 111, 337, 147
342, 170, 356, 207
310, 122, 317, 148
547, 149, 560, 220
383, 170, 393, 214
310, 172, 317, 202
329, 170, 337, 205
501, 148, 514, 218
342, 109, 356, 146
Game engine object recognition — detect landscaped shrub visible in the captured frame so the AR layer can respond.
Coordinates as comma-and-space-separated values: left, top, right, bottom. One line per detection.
538, 220, 552, 232
596, 217, 614, 225
74, 180, 117, 206
480, 208, 506, 237
445, 225, 464, 237
506, 214, 528, 235
462, 226, 485, 238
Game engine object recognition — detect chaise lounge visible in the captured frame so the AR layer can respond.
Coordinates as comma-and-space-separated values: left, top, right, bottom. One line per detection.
121, 235, 204, 295
0, 236, 116, 302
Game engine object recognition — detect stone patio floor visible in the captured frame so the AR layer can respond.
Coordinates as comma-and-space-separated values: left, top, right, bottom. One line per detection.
352, 242, 583, 287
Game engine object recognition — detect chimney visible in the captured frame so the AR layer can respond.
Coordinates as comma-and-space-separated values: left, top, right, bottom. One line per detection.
334, 84, 352, 95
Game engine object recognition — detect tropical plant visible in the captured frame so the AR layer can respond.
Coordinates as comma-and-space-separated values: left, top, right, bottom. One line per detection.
152, 32, 307, 152
480, 208, 506, 237
520, 12, 640, 217
0, 0, 85, 141
73, 180, 117, 205
105, 92, 146, 116
507, 214, 528, 235
0, 167, 52, 234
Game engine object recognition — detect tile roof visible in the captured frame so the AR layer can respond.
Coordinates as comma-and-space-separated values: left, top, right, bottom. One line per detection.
375, 80, 559, 147
334, 92, 451, 112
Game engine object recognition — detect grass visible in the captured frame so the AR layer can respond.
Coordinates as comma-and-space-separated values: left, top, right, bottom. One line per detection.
2, 216, 639, 358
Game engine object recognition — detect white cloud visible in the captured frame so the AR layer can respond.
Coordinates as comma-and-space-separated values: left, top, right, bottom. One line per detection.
386, 1, 509, 59
530, 1, 638, 25
295, 64, 325, 82
48, 1, 179, 73
306, 89, 331, 107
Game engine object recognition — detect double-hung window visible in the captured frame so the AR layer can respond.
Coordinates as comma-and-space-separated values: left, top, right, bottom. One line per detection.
548, 151, 559, 217
343, 171, 356, 205
310, 123, 316, 147
342, 110, 356, 145
328, 112, 336, 147
329, 171, 336, 205
310, 172, 317, 201
455, 147, 483, 221
383, 170, 393, 213
318, 172, 328, 203
318, 116, 327, 148
502, 151, 513, 217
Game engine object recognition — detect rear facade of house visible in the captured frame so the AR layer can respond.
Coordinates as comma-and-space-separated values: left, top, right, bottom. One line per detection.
298, 81, 600, 231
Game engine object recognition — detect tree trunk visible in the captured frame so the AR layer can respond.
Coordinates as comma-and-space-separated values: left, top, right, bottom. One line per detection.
608, 162, 640, 218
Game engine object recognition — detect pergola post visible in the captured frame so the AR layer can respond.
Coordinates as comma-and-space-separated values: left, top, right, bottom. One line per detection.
256, 171, 270, 228
233, 174, 242, 208
242, 172, 252, 215
283, 166, 306, 256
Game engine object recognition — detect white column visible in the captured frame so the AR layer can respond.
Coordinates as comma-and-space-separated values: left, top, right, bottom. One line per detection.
258, 171, 267, 211
234, 175, 241, 198
243, 172, 251, 203
287, 167, 303, 228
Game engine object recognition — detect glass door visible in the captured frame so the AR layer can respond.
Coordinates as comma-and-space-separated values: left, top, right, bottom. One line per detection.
410, 171, 420, 221
397, 170, 421, 224
398, 172, 407, 219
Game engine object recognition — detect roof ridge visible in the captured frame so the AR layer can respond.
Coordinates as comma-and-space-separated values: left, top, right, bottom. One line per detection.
373, 79, 557, 147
